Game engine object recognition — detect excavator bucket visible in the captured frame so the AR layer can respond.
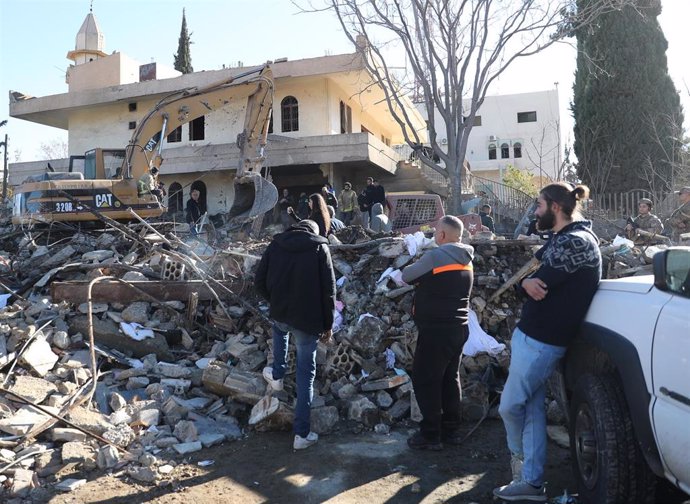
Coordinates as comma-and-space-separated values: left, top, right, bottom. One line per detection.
228, 172, 278, 221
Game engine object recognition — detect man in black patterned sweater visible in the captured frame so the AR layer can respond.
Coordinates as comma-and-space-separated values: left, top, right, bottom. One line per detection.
494, 182, 601, 502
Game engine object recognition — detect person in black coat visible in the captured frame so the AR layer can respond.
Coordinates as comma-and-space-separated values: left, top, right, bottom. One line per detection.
255, 220, 336, 450
186, 189, 204, 235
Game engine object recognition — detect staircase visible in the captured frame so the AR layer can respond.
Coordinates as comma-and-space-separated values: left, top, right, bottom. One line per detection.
468, 173, 535, 227
388, 145, 534, 229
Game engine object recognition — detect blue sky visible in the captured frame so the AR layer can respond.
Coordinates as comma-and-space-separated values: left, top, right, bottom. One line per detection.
1, 0, 688, 161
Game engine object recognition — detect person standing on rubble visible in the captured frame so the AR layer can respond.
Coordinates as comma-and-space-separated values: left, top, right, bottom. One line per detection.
339, 182, 358, 226
479, 204, 495, 233
186, 189, 204, 236
255, 219, 336, 450
494, 182, 601, 503
287, 193, 331, 237
401, 215, 474, 451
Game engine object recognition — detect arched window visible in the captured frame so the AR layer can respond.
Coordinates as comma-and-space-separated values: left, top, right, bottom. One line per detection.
501, 143, 510, 159
281, 96, 299, 132
513, 142, 522, 158
488, 143, 497, 160
168, 182, 183, 215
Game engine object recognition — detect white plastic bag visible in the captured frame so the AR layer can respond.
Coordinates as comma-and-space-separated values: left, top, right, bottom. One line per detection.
463, 309, 506, 357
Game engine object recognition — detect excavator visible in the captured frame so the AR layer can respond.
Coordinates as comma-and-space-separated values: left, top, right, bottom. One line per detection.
12, 65, 278, 225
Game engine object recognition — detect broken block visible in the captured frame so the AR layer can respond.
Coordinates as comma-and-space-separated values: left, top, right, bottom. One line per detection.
18, 337, 58, 377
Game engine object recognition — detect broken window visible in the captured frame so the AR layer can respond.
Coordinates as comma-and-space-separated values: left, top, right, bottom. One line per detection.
167, 126, 182, 143
189, 116, 205, 141
168, 182, 183, 214
340, 100, 352, 133
281, 96, 299, 132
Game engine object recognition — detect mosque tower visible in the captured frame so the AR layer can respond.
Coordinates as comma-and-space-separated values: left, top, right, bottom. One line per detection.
66, 6, 107, 65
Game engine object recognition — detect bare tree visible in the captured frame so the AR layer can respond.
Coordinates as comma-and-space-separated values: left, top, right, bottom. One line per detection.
638, 112, 686, 194
309, 0, 632, 213
526, 120, 561, 185
39, 138, 68, 160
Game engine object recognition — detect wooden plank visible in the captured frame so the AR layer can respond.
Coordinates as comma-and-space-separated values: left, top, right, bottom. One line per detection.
51, 280, 237, 303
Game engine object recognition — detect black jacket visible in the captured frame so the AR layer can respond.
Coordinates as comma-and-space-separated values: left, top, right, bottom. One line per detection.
255, 225, 336, 334
186, 198, 203, 224
517, 220, 601, 346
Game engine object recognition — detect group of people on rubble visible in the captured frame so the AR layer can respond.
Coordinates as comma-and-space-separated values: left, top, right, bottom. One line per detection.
623, 187, 690, 243
254, 179, 612, 502
273, 177, 391, 234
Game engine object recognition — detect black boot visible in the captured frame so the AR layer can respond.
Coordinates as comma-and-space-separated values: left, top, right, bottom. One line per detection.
407, 431, 443, 451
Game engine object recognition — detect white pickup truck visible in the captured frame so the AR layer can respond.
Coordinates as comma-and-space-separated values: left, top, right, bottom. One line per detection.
555, 246, 690, 504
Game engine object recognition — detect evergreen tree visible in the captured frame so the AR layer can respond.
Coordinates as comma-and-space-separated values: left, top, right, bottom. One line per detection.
572, 0, 683, 194
173, 8, 193, 74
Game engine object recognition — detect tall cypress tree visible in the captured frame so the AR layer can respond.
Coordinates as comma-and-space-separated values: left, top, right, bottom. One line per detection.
572, 0, 683, 194
174, 8, 193, 74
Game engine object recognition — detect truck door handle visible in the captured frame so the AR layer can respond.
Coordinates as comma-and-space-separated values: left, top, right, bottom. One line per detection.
660, 387, 690, 408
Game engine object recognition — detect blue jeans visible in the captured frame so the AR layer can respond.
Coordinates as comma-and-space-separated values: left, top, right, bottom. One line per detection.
271, 321, 318, 437
498, 327, 566, 486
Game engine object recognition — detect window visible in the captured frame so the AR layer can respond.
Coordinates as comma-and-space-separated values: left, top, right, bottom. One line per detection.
128, 102, 137, 112
168, 182, 183, 215
167, 126, 182, 143
281, 96, 299, 132
463, 115, 482, 126
488, 143, 497, 160
517, 111, 537, 123
514, 142, 522, 158
128, 121, 136, 130
189, 116, 205, 141
501, 143, 510, 159
340, 101, 352, 133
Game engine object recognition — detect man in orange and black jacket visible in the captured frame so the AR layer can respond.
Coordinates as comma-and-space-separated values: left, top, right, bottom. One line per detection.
402, 215, 474, 450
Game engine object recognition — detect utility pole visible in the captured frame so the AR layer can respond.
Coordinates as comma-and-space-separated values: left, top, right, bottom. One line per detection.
1, 134, 7, 203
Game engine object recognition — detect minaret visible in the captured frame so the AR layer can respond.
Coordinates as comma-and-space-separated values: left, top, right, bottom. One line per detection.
66, 4, 107, 65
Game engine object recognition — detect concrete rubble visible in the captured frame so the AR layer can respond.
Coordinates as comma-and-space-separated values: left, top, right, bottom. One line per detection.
0, 216, 654, 498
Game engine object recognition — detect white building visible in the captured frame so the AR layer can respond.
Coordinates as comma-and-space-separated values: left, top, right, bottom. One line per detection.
9, 10, 430, 216
426, 89, 562, 184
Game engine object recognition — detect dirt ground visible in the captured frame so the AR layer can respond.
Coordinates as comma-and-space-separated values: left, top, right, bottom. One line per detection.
26, 418, 688, 504
30, 419, 568, 504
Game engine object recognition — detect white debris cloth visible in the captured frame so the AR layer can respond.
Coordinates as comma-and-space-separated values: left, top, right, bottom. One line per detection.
463, 309, 506, 357
120, 322, 154, 341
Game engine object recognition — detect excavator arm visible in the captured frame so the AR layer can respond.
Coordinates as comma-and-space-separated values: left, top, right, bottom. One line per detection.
125, 64, 277, 220
12, 65, 277, 225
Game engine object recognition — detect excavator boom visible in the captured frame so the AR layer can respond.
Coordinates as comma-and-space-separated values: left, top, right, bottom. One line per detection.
13, 65, 278, 225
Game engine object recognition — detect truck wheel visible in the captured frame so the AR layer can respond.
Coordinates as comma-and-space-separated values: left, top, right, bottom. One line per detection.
569, 374, 655, 504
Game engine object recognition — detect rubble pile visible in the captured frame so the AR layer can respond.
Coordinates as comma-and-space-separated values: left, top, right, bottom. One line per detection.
0, 219, 639, 497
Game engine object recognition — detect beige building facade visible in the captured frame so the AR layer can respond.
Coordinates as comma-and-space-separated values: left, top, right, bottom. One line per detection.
9, 11, 428, 216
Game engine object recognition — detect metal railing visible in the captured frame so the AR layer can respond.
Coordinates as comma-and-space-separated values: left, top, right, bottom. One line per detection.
467, 173, 535, 224
588, 190, 679, 220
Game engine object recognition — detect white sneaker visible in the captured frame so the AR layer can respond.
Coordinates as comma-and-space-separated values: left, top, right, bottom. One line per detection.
262, 367, 283, 391
293, 432, 318, 450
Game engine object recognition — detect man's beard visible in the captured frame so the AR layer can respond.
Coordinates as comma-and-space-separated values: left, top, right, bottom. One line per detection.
536, 206, 555, 231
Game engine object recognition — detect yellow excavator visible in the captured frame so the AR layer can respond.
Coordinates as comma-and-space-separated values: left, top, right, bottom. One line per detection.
12, 65, 278, 225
